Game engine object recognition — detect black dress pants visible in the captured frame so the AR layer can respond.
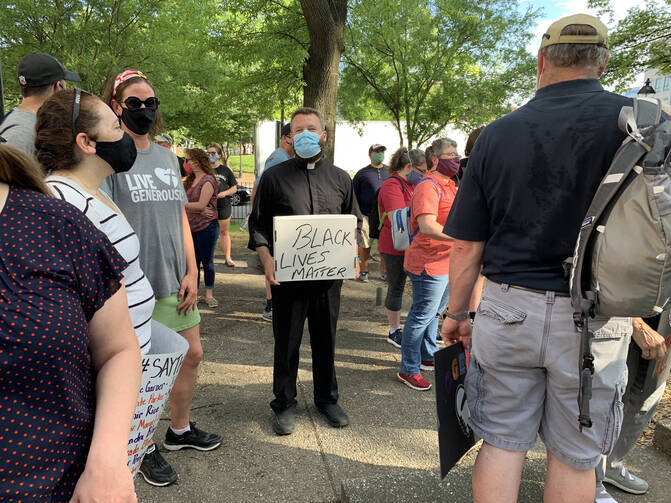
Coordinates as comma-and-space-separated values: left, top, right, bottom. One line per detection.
270, 280, 342, 412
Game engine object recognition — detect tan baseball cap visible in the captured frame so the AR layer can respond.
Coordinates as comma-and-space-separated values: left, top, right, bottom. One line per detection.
540, 14, 608, 49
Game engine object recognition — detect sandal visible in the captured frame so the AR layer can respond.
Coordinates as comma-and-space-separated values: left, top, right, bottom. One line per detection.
225, 259, 236, 267
205, 297, 219, 308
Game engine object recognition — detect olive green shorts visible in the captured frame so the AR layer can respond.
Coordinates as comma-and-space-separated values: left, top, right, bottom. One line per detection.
152, 293, 201, 333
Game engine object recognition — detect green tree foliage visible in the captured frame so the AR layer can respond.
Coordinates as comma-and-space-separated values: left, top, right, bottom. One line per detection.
217, 0, 346, 161
339, 0, 538, 147
0, 0, 279, 144
590, 0, 671, 90
216, 0, 306, 122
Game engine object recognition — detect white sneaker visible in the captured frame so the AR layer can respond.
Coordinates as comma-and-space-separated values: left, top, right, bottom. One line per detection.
595, 482, 618, 503
604, 465, 648, 495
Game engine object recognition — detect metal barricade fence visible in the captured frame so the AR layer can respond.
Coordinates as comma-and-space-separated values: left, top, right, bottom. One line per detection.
230, 182, 254, 221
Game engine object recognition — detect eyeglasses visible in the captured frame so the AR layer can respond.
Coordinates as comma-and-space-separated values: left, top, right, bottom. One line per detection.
122, 96, 160, 110
72, 88, 92, 136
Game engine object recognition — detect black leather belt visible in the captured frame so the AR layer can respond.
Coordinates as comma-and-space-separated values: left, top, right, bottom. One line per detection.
489, 280, 571, 297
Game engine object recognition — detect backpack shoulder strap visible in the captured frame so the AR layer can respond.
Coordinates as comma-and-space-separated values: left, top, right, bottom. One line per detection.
391, 175, 405, 193
418, 177, 443, 200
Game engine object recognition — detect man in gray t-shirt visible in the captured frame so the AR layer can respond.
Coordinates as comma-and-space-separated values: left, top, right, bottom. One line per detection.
0, 52, 80, 156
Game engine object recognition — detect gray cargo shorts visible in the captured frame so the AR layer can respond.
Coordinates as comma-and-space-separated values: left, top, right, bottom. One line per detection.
466, 280, 631, 470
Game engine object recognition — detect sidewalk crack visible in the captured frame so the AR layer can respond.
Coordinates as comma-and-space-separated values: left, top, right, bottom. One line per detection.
297, 378, 338, 500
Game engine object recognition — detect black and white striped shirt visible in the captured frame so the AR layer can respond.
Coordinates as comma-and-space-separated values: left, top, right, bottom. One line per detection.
46, 176, 154, 354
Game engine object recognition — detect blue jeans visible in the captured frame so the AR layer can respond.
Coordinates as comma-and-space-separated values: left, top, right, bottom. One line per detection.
192, 220, 219, 289
400, 270, 450, 375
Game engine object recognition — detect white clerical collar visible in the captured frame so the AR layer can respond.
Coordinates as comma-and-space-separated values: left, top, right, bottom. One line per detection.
307, 162, 316, 170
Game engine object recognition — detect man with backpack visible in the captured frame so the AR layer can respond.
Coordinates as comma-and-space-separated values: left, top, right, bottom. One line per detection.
353, 144, 389, 282
0, 53, 80, 156
441, 14, 636, 503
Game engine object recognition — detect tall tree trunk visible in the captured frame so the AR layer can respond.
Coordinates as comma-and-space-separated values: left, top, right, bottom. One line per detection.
299, 0, 347, 164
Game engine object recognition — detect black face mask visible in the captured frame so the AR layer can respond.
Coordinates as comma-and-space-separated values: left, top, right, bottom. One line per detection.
120, 107, 156, 135
95, 133, 137, 173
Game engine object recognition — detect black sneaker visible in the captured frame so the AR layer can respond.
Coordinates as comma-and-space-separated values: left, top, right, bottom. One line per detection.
386, 328, 402, 348
316, 403, 350, 428
138, 448, 178, 487
164, 422, 222, 451
262, 307, 273, 322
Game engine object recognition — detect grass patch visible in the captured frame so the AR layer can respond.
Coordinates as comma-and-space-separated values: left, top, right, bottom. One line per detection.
226, 154, 255, 174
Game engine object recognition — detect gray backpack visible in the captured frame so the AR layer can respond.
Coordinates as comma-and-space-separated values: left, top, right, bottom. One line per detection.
570, 96, 671, 429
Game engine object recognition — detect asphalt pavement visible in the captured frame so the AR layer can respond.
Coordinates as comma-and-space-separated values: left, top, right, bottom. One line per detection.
134, 244, 671, 502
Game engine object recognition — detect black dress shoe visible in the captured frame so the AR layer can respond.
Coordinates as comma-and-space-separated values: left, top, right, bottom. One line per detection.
316, 403, 349, 427
273, 408, 296, 435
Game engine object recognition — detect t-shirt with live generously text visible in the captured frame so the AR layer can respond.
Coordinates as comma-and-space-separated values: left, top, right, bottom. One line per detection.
101, 142, 188, 299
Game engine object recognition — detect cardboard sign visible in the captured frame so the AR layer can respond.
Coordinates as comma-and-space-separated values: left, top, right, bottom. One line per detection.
127, 321, 189, 477
435, 343, 477, 478
273, 215, 357, 282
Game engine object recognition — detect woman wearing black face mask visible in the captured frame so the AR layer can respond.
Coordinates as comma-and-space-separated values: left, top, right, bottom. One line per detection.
38, 88, 155, 357
101, 70, 222, 486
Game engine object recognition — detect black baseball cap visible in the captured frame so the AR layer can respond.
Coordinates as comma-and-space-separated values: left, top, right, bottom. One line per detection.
17, 53, 81, 88
369, 144, 386, 154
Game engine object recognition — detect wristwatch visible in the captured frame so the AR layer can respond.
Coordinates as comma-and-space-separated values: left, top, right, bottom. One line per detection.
444, 310, 470, 321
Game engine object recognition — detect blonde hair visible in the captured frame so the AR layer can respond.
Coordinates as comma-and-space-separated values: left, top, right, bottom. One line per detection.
0, 143, 50, 195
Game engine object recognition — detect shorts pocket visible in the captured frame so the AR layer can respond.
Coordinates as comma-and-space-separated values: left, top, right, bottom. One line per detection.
590, 317, 632, 340
601, 379, 625, 455
477, 296, 527, 325
465, 359, 485, 425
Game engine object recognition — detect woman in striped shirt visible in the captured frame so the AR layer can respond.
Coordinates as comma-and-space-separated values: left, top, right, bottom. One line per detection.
37, 89, 154, 355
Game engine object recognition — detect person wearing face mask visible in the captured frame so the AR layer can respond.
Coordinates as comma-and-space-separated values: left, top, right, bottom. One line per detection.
396, 137, 458, 392
249, 107, 362, 436
352, 144, 390, 282
39, 88, 154, 357
208, 142, 238, 267
406, 148, 428, 186
0, 52, 81, 157
377, 148, 415, 348
101, 69, 222, 487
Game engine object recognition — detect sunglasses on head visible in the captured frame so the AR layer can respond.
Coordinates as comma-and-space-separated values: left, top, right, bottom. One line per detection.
72, 88, 92, 136
122, 96, 160, 110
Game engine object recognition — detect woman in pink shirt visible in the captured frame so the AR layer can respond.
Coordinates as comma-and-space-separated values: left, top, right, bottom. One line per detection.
184, 148, 219, 308
377, 148, 415, 347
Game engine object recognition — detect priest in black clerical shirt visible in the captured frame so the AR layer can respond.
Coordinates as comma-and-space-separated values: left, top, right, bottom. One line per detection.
249, 107, 362, 436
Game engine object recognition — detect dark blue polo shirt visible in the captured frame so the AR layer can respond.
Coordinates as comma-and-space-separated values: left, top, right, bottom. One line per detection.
443, 79, 631, 293
352, 164, 389, 216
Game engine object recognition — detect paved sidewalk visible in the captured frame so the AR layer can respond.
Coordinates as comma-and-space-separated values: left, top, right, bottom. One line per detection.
134, 246, 671, 502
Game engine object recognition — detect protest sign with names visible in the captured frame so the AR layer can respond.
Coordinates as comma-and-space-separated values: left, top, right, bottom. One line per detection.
127, 321, 189, 477
273, 215, 357, 282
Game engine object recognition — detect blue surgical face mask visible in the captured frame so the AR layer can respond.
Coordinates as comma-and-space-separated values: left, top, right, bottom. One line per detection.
208, 154, 219, 164
406, 169, 424, 185
293, 131, 322, 159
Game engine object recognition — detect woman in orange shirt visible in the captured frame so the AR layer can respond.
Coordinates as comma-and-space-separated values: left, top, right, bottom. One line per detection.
397, 138, 459, 391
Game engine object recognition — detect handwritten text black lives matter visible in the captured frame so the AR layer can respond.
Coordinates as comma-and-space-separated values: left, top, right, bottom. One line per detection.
277, 222, 355, 280
127, 354, 185, 468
